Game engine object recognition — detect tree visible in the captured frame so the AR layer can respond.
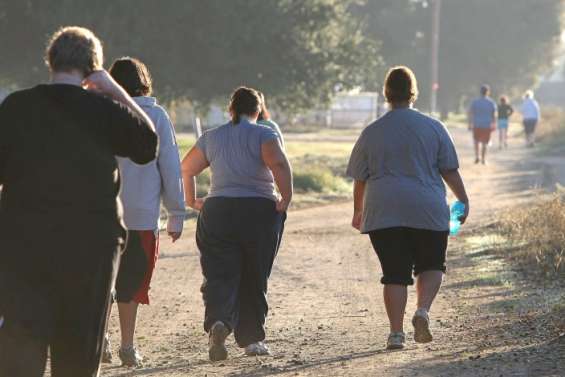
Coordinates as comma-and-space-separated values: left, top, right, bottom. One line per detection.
0, 0, 380, 112
353, 0, 563, 113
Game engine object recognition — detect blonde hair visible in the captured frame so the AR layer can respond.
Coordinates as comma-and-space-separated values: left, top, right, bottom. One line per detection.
524, 90, 534, 99
45, 26, 103, 76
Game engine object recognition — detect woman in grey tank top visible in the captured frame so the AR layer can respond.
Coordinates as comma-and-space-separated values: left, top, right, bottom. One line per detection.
181, 87, 292, 361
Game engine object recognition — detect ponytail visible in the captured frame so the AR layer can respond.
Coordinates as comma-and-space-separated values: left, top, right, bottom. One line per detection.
228, 86, 262, 125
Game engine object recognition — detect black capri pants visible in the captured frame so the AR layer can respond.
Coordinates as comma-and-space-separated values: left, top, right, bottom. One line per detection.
369, 227, 448, 286
196, 197, 286, 348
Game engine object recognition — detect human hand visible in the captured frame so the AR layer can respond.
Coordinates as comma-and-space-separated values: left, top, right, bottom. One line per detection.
276, 198, 289, 213
458, 202, 470, 225
83, 70, 123, 97
190, 197, 206, 211
351, 210, 362, 230
168, 231, 182, 243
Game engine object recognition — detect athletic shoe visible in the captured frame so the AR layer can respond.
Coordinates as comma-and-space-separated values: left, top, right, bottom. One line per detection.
244, 341, 271, 356
118, 346, 143, 367
412, 308, 433, 343
386, 332, 406, 350
208, 321, 229, 361
474, 158, 480, 164
101, 335, 113, 364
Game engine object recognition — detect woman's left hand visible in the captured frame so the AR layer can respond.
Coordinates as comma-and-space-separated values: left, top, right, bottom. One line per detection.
276, 198, 289, 213
191, 197, 206, 211
168, 231, 182, 242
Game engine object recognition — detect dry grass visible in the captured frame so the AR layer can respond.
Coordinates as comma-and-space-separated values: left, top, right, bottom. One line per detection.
498, 191, 565, 276
535, 107, 565, 153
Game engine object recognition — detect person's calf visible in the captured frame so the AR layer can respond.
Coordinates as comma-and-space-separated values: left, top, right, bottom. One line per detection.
383, 284, 408, 333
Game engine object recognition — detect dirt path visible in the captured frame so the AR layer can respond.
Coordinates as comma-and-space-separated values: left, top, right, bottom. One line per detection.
101, 127, 564, 377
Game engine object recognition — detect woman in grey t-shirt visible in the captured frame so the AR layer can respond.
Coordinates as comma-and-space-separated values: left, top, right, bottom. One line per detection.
347, 66, 469, 350
181, 87, 292, 361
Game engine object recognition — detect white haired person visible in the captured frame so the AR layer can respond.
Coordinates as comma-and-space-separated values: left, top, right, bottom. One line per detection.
520, 90, 540, 147
0, 27, 157, 377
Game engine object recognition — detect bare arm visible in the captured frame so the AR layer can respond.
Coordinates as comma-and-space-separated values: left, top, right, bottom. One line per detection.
441, 169, 470, 224
261, 139, 293, 212
352, 180, 366, 230
181, 146, 209, 211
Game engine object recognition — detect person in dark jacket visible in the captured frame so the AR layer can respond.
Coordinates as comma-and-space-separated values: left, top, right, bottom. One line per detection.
0, 26, 157, 377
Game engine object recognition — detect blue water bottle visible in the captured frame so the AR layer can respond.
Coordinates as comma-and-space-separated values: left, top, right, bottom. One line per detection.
449, 201, 466, 236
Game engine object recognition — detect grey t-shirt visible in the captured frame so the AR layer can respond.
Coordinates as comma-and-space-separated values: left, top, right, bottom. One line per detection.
196, 119, 279, 201
258, 119, 285, 149
346, 108, 459, 233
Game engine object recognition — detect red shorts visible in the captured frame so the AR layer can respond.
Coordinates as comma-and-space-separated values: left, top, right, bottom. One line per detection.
115, 230, 159, 305
473, 128, 492, 144
133, 230, 159, 305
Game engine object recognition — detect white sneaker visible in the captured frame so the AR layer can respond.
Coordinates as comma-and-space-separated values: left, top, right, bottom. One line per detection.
412, 308, 433, 343
208, 321, 229, 361
244, 341, 271, 356
386, 332, 406, 350
101, 335, 113, 363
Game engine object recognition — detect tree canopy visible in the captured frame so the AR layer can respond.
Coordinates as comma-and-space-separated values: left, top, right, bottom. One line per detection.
1, 0, 562, 114
354, 0, 564, 113
0, 0, 379, 112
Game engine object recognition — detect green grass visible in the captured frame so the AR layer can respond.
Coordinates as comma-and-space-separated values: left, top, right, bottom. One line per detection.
286, 142, 353, 160
177, 129, 356, 208
177, 135, 196, 157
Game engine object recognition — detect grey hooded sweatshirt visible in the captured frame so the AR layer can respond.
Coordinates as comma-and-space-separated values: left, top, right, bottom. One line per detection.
117, 96, 185, 233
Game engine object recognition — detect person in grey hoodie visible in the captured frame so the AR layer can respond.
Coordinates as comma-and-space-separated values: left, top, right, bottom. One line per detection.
105, 57, 186, 367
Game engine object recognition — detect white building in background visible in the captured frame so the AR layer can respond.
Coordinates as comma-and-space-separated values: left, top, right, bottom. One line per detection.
294, 91, 381, 128
169, 91, 381, 132
328, 92, 380, 128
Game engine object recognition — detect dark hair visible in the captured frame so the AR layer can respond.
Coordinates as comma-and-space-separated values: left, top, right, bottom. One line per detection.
383, 66, 418, 105
257, 91, 271, 121
228, 86, 262, 124
480, 84, 490, 96
109, 57, 153, 97
45, 26, 103, 76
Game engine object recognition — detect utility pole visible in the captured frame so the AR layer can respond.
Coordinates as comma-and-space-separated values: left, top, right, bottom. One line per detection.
430, 0, 441, 115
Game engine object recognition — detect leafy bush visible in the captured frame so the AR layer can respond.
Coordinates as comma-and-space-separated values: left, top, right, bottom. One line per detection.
293, 167, 350, 193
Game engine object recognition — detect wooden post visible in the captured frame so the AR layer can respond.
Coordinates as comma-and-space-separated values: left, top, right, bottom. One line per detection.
430, 0, 441, 116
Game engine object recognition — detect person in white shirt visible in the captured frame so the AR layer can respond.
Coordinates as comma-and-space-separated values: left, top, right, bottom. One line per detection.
520, 90, 540, 147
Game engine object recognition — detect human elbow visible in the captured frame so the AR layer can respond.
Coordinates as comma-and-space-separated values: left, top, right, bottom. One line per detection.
131, 131, 158, 165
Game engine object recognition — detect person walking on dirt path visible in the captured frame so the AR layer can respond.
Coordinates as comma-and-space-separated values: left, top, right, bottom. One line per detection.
347, 66, 469, 350
0, 27, 157, 377
497, 95, 514, 149
520, 90, 540, 148
257, 91, 285, 149
181, 87, 292, 361
468, 84, 497, 164
100, 57, 186, 367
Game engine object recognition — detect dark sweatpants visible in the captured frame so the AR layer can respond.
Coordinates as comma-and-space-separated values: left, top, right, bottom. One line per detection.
196, 197, 286, 347
0, 228, 121, 377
